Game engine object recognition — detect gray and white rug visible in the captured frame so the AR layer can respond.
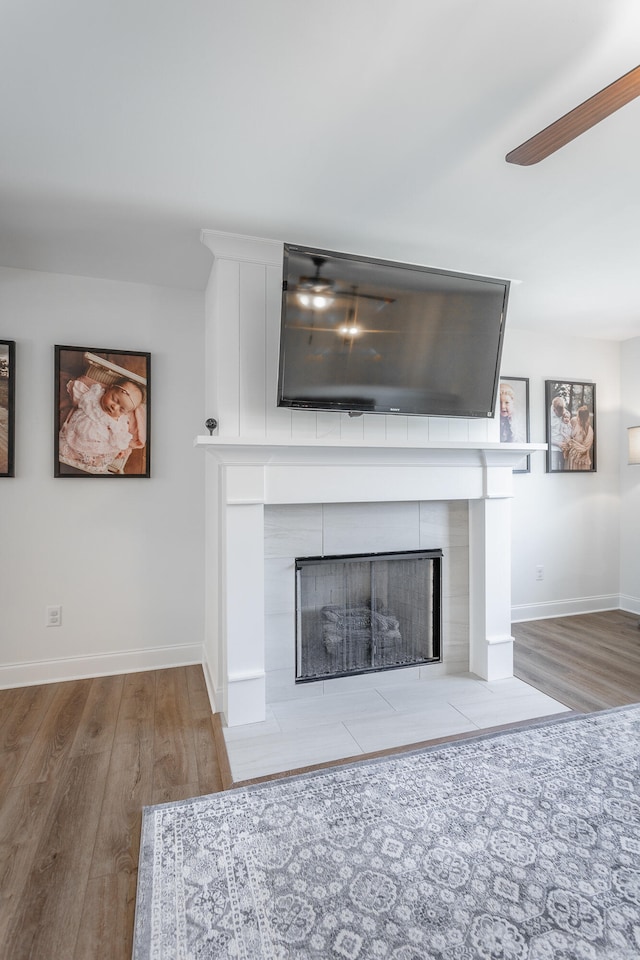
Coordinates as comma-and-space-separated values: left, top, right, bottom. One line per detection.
133, 705, 640, 959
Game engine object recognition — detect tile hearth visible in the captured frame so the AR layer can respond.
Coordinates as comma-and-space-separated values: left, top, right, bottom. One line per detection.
222, 672, 570, 782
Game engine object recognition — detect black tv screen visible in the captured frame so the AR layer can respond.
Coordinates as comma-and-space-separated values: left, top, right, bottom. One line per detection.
277, 244, 509, 419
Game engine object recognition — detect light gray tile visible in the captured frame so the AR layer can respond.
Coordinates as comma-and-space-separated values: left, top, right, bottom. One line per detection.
484, 677, 547, 697
443, 642, 469, 669
276, 704, 396, 734
266, 668, 324, 703
264, 504, 323, 558
222, 706, 281, 742
265, 612, 295, 671
224, 667, 569, 781
419, 661, 459, 680
323, 666, 421, 695
345, 705, 478, 754
264, 557, 296, 614
418, 672, 483, 690
443, 599, 469, 631
378, 676, 491, 712
442, 595, 468, 630
424, 658, 469, 678
419, 500, 468, 549
226, 723, 363, 781
442, 545, 469, 599
322, 501, 420, 555
270, 688, 394, 726
455, 692, 570, 728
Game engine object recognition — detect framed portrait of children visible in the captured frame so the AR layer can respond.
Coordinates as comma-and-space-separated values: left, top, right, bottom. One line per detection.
54, 346, 151, 478
545, 379, 596, 474
498, 376, 530, 473
0, 339, 16, 478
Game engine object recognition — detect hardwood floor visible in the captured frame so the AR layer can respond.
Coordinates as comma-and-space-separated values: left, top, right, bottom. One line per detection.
1, 613, 639, 959
0, 666, 225, 960
513, 608, 640, 712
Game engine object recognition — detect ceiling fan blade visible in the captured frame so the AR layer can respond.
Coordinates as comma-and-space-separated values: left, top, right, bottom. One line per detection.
506, 64, 640, 165
334, 290, 396, 305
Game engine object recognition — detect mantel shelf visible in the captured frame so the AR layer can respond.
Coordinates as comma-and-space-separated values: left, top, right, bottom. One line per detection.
194, 435, 546, 469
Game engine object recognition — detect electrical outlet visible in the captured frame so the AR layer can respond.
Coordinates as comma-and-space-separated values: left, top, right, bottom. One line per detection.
536, 565, 544, 581
46, 605, 62, 627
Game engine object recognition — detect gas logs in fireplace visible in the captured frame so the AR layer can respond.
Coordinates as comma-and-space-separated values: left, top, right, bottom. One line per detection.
295, 549, 442, 682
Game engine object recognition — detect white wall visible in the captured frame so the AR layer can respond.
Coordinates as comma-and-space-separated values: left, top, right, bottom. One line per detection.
620, 335, 640, 614
501, 327, 622, 621
0, 266, 206, 687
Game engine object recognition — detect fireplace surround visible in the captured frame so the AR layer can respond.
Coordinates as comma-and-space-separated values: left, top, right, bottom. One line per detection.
197, 437, 541, 726
197, 230, 544, 728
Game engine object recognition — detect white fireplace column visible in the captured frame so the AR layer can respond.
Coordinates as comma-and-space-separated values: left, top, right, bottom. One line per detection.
198, 440, 544, 727
468, 458, 516, 680
222, 509, 265, 723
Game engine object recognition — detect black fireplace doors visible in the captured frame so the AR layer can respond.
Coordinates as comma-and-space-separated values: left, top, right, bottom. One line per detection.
295, 549, 442, 682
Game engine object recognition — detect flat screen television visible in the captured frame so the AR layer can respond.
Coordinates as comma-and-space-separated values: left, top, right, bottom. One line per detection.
277, 243, 510, 419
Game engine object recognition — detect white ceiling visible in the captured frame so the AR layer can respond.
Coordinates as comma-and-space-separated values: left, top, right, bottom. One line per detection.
1, 0, 640, 339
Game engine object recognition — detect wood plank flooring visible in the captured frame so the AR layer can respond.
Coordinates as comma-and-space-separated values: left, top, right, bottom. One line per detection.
1, 612, 639, 959
0, 666, 224, 960
513, 608, 640, 712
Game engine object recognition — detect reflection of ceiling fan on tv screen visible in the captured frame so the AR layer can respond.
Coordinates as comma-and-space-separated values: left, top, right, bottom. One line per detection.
291, 255, 394, 310
506, 64, 640, 165
278, 243, 511, 420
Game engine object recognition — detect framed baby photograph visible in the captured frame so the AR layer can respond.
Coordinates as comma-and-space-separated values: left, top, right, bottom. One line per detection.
0, 339, 16, 477
54, 345, 151, 478
498, 376, 530, 473
545, 379, 596, 474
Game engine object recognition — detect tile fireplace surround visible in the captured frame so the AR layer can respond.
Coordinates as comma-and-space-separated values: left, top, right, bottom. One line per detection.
197, 437, 541, 727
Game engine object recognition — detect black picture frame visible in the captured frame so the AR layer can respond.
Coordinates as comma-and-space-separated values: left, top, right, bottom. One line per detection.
545, 379, 596, 473
0, 339, 16, 478
55, 345, 151, 478
499, 376, 530, 473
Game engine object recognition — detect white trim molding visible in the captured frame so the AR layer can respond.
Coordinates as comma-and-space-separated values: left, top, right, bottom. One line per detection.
511, 595, 621, 623
0, 643, 203, 690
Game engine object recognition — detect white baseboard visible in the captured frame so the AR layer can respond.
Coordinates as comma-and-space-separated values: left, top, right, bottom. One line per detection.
201, 653, 219, 714
619, 594, 640, 616
511, 594, 621, 623
0, 642, 203, 690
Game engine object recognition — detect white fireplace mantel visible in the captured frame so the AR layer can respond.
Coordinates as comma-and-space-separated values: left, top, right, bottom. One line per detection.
197, 435, 545, 726
195, 435, 540, 465
196, 435, 542, 503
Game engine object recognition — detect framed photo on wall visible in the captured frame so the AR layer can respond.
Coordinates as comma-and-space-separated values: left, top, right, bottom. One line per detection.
498, 376, 530, 473
545, 379, 596, 473
55, 345, 151, 477
0, 339, 16, 478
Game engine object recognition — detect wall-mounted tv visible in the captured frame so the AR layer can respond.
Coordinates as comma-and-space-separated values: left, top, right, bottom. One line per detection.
277, 244, 510, 419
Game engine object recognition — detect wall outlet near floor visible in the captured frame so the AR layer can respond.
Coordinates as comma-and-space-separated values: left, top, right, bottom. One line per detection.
46, 604, 62, 627
536, 565, 544, 581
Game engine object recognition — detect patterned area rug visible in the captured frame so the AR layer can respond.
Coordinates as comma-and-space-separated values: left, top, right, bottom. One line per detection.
133, 705, 640, 959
